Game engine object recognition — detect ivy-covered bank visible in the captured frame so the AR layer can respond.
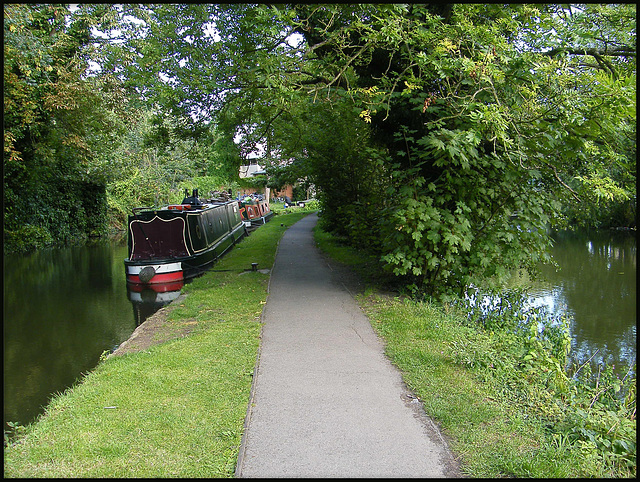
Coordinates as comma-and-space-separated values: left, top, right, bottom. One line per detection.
314, 227, 636, 478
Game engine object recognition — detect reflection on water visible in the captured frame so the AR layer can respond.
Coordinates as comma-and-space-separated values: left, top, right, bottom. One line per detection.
127, 283, 184, 325
528, 230, 636, 371
3, 240, 132, 428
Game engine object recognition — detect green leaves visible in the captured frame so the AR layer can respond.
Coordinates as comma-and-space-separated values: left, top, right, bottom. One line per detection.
3, 4, 130, 251
5, 3, 635, 282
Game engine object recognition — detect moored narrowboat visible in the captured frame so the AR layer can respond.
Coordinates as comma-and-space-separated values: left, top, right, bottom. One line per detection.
239, 196, 274, 226
124, 189, 248, 286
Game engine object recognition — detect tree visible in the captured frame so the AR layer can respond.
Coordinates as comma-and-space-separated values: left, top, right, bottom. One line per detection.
3, 4, 132, 252
285, 4, 636, 296
69, 4, 636, 296
104, 109, 242, 230
522, 4, 636, 229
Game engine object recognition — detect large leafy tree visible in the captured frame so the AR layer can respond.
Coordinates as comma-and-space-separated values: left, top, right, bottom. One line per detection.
3, 4, 132, 251
104, 108, 243, 230
64, 4, 637, 296
538, 4, 636, 227
3, 4, 237, 251
275, 4, 635, 296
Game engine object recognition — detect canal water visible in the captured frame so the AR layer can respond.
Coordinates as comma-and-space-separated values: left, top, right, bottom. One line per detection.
527, 229, 636, 372
3, 230, 637, 431
3, 237, 180, 432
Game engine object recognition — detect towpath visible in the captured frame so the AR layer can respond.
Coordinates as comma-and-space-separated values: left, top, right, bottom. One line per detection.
236, 213, 459, 478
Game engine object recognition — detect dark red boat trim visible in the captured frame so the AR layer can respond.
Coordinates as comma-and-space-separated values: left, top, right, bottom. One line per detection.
127, 280, 185, 293
126, 270, 184, 285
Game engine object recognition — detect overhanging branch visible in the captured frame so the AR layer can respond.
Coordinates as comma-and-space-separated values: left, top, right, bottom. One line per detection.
544, 46, 635, 79
545, 46, 636, 58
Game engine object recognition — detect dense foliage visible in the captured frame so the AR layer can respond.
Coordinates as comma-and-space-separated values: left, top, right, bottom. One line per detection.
3, 5, 242, 253
86, 3, 634, 297
4, 4, 120, 251
103, 109, 242, 231
291, 4, 636, 298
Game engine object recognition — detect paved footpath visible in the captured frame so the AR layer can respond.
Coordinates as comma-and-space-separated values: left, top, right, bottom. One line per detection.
236, 213, 459, 478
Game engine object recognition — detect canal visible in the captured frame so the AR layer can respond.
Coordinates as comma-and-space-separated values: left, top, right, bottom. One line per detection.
528, 229, 636, 372
3, 229, 637, 432
3, 237, 180, 432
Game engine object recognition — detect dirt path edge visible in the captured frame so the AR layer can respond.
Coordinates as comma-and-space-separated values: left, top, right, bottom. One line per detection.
108, 293, 195, 358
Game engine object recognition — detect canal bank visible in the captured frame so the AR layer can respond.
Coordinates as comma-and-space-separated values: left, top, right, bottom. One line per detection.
107, 294, 191, 357
5, 213, 635, 435
3, 211, 310, 477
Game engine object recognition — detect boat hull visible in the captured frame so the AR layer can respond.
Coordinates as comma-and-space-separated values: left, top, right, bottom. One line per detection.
124, 199, 247, 286
239, 198, 274, 226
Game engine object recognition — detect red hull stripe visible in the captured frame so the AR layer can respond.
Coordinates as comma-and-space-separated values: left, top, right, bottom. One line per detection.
127, 270, 183, 284
127, 280, 184, 293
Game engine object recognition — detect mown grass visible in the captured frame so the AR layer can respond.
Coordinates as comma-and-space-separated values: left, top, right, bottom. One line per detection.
3, 211, 311, 478
6, 210, 633, 478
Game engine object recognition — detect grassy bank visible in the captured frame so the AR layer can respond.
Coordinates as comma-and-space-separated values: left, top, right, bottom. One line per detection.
3, 211, 311, 478
358, 295, 634, 477
314, 225, 636, 478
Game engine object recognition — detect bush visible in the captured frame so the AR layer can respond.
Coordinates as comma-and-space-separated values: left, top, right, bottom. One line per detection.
303, 199, 320, 210
4, 178, 108, 252
3, 224, 54, 254
173, 175, 238, 203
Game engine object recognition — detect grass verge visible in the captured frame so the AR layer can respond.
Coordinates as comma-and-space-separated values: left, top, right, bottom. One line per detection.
3, 211, 311, 478
6, 212, 633, 477
360, 296, 584, 477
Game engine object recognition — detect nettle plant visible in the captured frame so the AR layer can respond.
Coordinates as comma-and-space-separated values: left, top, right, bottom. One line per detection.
378, 122, 556, 299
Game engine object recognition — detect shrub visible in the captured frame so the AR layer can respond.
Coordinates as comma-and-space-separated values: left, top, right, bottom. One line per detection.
3, 224, 54, 254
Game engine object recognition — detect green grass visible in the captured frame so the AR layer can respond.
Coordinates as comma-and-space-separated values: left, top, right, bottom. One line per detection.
269, 200, 318, 215
3, 211, 311, 478
360, 296, 588, 477
6, 212, 632, 477
312, 224, 396, 289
